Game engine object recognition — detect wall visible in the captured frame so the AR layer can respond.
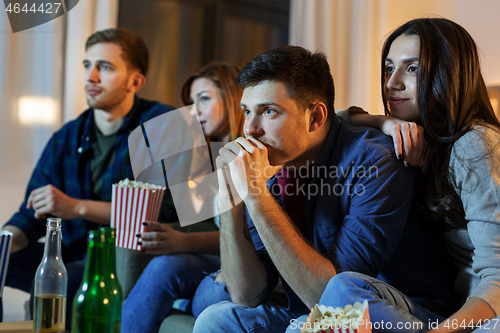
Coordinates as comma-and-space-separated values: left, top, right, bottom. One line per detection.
0, 16, 62, 228
291, 0, 500, 115
0, 0, 119, 321
387, 0, 500, 87
455, 0, 500, 87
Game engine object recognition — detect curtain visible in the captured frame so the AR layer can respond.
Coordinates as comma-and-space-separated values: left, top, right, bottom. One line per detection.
289, 0, 387, 115
63, 0, 119, 121
0, 0, 118, 226
288, 0, 488, 115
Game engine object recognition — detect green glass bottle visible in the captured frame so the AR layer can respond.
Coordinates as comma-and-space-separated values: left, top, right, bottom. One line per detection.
72, 228, 123, 332
103, 227, 123, 332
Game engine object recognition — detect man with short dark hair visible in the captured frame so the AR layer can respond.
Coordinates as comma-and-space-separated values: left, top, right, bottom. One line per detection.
192, 46, 457, 332
1, 28, 177, 327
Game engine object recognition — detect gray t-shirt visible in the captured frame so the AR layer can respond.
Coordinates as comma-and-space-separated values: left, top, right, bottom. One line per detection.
90, 124, 117, 200
445, 125, 500, 314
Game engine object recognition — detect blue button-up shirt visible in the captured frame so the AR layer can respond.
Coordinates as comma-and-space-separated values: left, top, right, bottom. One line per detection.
247, 115, 457, 317
6, 97, 177, 258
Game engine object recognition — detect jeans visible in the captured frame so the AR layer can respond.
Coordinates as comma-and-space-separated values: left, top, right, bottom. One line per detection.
191, 269, 232, 317
193, 279, 305, 333
121, 253, 220, 333
287, 272, 444, 333
286, 272, 500, 333
1, 242, 85, 330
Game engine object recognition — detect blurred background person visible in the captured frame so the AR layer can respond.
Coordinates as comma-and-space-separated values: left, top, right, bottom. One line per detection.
121, 62, 244, 333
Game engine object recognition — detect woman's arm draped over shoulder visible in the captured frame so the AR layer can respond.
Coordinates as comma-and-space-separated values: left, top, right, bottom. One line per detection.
338, 106, 424, 167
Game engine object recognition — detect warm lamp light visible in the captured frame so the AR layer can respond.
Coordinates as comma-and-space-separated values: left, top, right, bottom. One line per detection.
490, 98, 499, 117
18, 96, 59, 125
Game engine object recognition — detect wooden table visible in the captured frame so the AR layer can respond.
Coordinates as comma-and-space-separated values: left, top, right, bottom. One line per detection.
0, 320, 32, 332
0, 321, 70, 332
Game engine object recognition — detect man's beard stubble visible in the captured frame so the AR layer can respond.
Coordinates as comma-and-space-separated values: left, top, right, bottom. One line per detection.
86, 79, 129, 111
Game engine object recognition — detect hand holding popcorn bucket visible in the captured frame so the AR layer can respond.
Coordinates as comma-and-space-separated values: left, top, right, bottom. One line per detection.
300, 301, 371, 333
111, 179, 166, 250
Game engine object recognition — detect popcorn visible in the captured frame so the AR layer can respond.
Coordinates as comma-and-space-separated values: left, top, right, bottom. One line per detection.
111, 179, 166, 250
117, 178, 164, 191
301, 301, 371, 333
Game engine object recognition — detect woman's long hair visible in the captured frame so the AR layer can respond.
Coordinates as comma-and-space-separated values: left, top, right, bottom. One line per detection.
381, 18, 500, 229
181, 62, 244, 141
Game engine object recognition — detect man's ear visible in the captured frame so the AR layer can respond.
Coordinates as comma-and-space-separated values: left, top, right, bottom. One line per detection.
128, 72, 146, 93
309, 102, 328, 132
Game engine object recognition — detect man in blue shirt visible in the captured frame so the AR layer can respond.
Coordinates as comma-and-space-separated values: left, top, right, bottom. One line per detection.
192, 46, 457, 332
1, 28, 177, 327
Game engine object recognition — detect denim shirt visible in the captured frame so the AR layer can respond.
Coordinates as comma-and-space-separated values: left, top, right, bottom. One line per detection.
246, 115, 458, 317
6, 97, 177, 258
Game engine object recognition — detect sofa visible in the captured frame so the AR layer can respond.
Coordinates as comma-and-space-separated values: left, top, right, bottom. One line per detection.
116, 221, 219, 333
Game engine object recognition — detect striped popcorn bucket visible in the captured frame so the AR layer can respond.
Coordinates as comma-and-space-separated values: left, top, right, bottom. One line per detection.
111, 184, 166, 250
0, 230, 13, 296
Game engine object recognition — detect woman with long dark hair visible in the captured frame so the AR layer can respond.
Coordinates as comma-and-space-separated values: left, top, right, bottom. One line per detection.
289, 18, 500, 332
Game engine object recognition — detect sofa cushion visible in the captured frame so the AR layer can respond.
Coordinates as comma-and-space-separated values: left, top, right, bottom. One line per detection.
116, 220, 219, 332
116, 221, 219, 299
158, 310, 195, 333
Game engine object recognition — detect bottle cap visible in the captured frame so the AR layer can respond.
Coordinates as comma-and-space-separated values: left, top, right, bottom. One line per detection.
46, 217, 61, 228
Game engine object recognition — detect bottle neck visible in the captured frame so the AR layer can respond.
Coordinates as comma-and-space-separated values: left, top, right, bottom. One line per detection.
105, 229, 117, 276
43, 223, 62, 260
83, 231, 109, 281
